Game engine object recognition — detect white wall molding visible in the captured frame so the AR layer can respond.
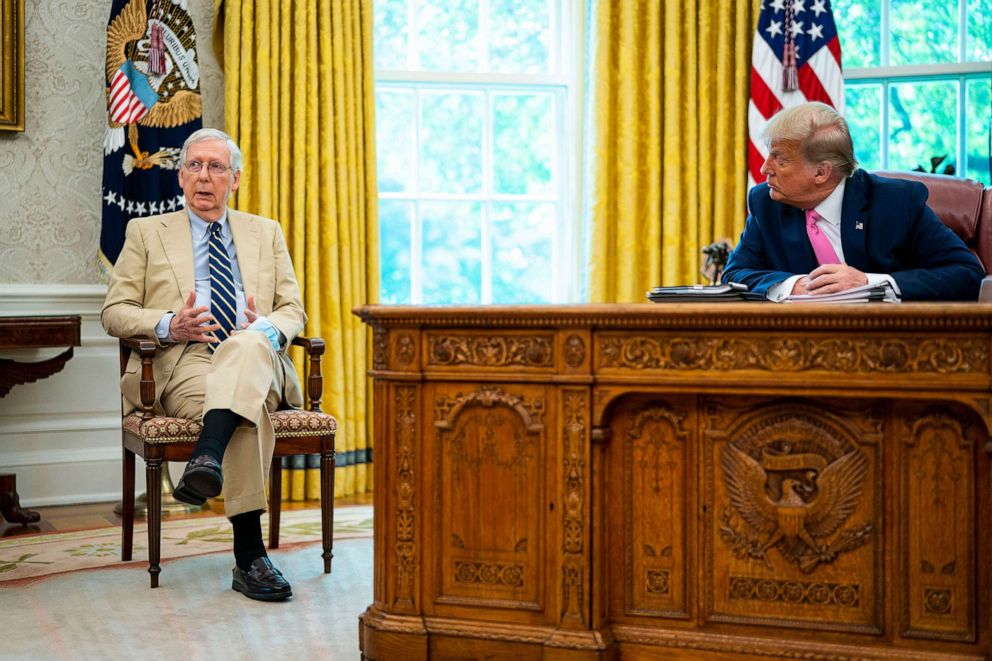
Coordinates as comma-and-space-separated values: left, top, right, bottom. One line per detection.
0, 445, 121, 469
0, 283, 124, 507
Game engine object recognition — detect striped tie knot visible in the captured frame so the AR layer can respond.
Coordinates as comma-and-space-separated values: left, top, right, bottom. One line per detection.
208, 222, 237, 352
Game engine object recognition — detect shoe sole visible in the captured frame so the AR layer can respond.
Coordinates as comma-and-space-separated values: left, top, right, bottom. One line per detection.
174, 466, 223, 504
171, 483, 207, 506
232, 580, 292, 601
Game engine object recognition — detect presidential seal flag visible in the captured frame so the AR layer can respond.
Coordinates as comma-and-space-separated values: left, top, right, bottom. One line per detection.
99, 0, 202, 274
748, 0, 844, 188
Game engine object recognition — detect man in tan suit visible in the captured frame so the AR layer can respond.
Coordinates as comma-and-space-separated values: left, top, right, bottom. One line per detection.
102, 128, 305, 601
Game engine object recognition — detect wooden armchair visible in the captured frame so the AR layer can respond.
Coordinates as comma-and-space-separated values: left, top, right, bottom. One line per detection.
118, 336, 337, 588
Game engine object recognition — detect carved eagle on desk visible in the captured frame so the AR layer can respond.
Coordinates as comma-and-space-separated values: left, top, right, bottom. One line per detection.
720, 443, 869, 572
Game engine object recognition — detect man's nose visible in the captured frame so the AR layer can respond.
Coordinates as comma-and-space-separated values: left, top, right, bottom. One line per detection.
760, 157, 772, 175
196, 166, 210, 180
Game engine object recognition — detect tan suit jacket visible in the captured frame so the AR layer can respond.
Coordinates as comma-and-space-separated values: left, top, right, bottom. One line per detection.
102, 209, 306, 414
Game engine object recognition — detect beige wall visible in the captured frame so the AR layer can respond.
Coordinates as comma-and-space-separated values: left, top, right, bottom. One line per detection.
0, 2, 225, 507
0, 1, 225, 285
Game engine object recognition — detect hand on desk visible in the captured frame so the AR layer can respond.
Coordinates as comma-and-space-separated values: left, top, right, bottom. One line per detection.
792, 264, 869, 296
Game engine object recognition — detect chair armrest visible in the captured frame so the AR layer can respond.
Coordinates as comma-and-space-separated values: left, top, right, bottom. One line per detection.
119, 337, 158, 419
980, 276, 992, 303
291, 335, 325, 356
292, 336, 326, 412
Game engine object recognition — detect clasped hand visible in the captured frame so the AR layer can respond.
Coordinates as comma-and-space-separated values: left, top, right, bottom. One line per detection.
791, 264, 868, 296
169, 290, 220, 343
169, 291, 261, 343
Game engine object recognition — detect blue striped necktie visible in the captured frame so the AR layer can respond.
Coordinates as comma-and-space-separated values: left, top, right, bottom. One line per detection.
208, 222, 237, 351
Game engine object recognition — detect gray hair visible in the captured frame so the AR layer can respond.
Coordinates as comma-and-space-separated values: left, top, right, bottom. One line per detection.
179, 128, 243, 174
762, 102, 858, 178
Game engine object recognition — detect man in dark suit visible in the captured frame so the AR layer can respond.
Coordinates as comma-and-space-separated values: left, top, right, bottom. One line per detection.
723, 102, 984, 301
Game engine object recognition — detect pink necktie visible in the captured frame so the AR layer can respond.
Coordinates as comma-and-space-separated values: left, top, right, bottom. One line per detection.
805, 209, 840, 265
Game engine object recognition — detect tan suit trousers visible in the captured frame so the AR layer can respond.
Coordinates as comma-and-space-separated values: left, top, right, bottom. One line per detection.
160, 332, 287, 517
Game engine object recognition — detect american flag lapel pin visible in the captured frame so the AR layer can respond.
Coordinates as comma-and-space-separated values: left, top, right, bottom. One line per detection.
855, 221, 864, 230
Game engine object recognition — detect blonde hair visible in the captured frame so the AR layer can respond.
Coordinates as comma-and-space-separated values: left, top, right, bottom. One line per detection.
763, 102, 857, 177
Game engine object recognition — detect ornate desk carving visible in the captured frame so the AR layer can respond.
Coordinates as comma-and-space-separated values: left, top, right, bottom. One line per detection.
356, 304, 992, 660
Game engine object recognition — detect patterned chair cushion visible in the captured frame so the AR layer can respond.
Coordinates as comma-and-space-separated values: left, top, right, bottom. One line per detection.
123, 410, 337, 444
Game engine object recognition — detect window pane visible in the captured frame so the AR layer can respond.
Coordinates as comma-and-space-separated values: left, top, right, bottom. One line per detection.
417, 0, 479, 72
376, 90, 416, 193
419, 92, 484, 193
965, 77, 992, 184
833, 0, 881, 68
490, 0, 552, 74
967, 0, 992, 62
493, 93, 554, 195
374, 0, 410, 70
421, 202, 481, 303
890, 0, 958, 65
379, 200, 413, 304
888, 81, 959, 173
845, 84, 882, 170
491, 203, 554, 303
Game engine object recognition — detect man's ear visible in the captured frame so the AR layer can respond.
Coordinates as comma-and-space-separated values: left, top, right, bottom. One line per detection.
814, 161, 834, 184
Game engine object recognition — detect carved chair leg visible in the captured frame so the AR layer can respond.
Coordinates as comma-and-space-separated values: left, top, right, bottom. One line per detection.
145, 457, 163, 588
269, 458, 282, 550
321, 442, 336, 574
122, 447, 135, 562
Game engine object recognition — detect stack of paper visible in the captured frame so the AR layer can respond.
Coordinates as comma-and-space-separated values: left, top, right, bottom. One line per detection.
782, 282, 899, 303
647, 282, 754, 303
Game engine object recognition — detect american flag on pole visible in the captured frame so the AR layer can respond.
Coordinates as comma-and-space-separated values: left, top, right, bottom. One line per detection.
748, 0, 844, 187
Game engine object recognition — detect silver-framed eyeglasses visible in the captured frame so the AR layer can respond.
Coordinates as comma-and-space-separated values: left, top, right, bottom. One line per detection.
184, 160, 233, 175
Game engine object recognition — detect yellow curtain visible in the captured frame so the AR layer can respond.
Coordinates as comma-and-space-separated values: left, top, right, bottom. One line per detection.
213, 0, 378, 497
587, 0, 761, 301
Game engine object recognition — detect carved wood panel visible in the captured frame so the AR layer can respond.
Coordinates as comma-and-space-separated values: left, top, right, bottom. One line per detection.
897, 403, 979, 642
596, 333, 989, 375
426, 332, 554, 369
431, 383, 549, 614
606, 395, 695, 621
394, 385, 418, 611
559, 388, 588, 626
704, 398, 883, 633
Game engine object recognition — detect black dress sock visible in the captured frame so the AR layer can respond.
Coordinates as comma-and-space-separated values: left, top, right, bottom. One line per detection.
192, 409, 242, 465
230, 509, 268, 571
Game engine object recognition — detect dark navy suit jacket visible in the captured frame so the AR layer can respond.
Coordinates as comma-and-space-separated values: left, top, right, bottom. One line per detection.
723, 170, 985, 301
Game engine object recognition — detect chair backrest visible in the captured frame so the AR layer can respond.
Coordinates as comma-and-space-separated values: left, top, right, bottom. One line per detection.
874, 170, 992, 273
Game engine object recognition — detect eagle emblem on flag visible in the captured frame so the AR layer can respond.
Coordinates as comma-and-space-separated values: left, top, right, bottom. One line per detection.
99, 0, 202, 274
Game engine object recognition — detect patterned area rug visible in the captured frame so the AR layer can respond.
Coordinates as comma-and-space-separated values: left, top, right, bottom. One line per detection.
0, 505, 372, 583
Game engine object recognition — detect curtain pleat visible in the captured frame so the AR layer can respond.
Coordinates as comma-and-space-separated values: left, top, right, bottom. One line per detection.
587, 0, 760, 301
214, 0, 377, 498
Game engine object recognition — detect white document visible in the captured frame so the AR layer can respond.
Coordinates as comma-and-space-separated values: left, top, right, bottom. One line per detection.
782, 282, 900, 304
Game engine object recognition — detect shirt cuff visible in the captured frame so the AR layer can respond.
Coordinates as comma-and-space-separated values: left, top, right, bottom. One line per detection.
767, 275, 805, 301
155, 312, 176, 342
866, 273, 901, 299
247, 316, 283, 351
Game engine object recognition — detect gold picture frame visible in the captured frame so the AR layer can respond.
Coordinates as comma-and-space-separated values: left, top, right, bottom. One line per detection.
0, 0, 24, 132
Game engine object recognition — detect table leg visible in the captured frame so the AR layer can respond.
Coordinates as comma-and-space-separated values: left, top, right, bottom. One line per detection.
0, 473, 41, 525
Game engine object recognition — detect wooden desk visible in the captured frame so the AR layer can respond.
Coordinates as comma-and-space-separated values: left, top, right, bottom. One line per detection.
0, 315, 81, 524
356, 304, 992, 660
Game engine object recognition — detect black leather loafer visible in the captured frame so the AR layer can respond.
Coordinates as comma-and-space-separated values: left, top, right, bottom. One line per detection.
172, 455, 223, 506
232, 557, 292, 601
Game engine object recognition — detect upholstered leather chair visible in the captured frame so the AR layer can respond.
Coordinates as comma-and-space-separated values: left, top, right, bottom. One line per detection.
874, 170, 992, 274
118, 336, 337, 588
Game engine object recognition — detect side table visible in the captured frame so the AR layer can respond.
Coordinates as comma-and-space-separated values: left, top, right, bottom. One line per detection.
0, 315, 82, 524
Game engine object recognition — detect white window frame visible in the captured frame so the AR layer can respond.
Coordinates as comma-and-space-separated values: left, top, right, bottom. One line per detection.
842, 0, 992, 174
374, 1, 584, 304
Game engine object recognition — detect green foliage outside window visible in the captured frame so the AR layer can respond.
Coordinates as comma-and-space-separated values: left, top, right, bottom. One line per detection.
834, 0, 992, 184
